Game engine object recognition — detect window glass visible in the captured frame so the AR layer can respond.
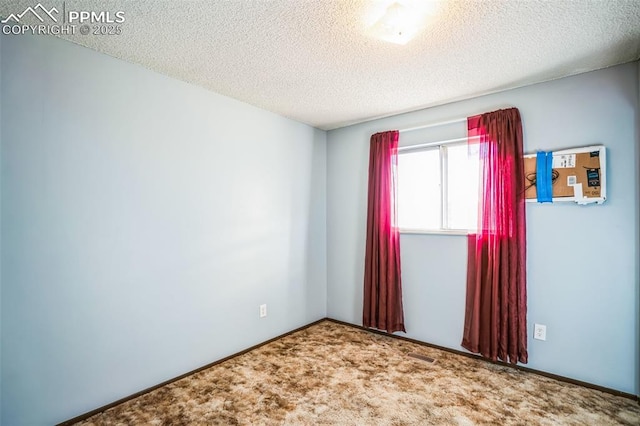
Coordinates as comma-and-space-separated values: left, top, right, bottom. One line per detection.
446, 143, 479, 231
398, 143, 479, 233
398, 149, 441, 230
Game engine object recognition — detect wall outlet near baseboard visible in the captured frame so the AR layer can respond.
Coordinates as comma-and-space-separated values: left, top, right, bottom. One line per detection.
534, 323, 546, 341
259, 304, 267, 318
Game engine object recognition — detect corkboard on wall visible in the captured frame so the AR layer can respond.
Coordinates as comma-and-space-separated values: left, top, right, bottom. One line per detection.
524, 148, 604, 201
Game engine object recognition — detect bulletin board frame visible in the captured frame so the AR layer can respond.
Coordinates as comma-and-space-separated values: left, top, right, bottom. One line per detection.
523, 145, 606, 205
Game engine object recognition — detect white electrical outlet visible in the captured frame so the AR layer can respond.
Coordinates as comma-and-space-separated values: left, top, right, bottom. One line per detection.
533, 323, 546, 341
259, 304, 267, 318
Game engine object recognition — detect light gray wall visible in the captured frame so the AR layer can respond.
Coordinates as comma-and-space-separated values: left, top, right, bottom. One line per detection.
636, 60, 640, 396
0, 34, 327, 425
327, 62, 639, 395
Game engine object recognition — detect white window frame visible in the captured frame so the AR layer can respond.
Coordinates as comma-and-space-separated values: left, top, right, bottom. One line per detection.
397, 137, 476, 236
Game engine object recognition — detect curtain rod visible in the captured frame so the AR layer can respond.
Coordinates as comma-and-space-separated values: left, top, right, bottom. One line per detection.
398, 117, 467, 133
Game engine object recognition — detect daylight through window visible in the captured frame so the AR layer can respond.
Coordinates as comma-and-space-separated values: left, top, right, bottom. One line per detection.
397, 142, 479, 233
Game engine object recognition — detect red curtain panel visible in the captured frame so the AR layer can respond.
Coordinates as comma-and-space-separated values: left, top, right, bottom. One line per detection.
363, 131, 406, 334
462, 108, 528, 364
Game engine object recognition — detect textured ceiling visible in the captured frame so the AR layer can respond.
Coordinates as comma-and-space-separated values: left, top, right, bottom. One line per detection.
2, 0, 640, 130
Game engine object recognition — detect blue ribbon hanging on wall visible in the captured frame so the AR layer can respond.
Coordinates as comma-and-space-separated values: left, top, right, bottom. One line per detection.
536, 151, 553, 203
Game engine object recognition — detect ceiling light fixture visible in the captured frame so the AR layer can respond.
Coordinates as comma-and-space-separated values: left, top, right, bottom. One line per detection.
367, 2, 424, 44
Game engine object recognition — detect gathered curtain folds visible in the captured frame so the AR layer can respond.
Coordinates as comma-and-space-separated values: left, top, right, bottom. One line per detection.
462, 108, 528, 364
363, 130, 406, 334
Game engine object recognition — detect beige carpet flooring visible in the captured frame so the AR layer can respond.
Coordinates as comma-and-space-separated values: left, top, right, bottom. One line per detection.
77, 320, 640, 425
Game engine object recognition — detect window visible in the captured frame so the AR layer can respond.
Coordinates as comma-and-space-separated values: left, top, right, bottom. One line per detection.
397, 142, 479, 233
